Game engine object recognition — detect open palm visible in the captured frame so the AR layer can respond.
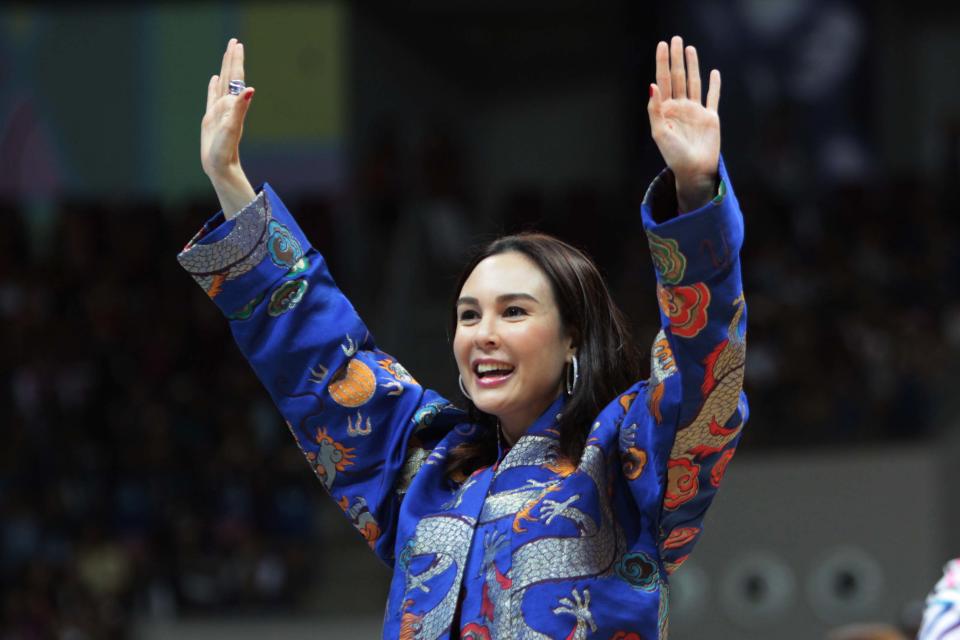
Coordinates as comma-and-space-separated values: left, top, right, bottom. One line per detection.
201, 38, 255, 179
648, 36, 721, 200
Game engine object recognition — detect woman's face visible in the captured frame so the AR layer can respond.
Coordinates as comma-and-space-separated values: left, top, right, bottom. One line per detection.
454, 251, 575, 440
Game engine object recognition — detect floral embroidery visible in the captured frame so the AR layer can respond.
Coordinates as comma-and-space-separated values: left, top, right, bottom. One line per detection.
663, 458, 700, 510
267, 278, 308, 316
656, 282, 710, 338
647, 231, 687, 284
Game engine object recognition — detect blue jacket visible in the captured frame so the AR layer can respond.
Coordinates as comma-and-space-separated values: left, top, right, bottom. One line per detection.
177, 159, 748, 640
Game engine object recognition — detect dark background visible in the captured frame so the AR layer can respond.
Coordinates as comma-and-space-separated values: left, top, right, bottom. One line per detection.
2, 1, 958, 638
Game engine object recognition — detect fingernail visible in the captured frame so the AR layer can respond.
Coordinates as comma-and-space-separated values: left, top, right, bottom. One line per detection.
649, 84, 655, 98
244, 91, 253, 101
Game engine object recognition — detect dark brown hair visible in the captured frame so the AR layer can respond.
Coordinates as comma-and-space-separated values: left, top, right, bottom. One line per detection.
446, 232, 641, 480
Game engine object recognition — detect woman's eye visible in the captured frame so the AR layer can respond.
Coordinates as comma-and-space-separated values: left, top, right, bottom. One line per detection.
504, 306, 527, 318
459, 309, 479, 321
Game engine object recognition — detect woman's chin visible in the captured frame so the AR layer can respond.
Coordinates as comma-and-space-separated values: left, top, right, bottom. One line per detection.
471, 397, 506, 418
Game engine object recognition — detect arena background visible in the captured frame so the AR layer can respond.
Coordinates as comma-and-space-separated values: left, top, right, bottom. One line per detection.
2, 1, 959, 638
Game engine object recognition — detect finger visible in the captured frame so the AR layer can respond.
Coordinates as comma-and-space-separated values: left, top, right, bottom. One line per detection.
231, 42, 245, 85
670, 35, 686, 99
233, 87, 255, 126
685, 46, 701, 103
207, 75, 218, 112
655, 41, 671, 101
218, 38, 236, 97
706, 69, 721, 112
647, 83, 663, 131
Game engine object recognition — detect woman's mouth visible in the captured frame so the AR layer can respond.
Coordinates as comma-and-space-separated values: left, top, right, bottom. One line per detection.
474, 361, 515, 388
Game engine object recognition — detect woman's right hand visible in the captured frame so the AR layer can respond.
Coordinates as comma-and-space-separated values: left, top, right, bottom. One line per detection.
201, 38, 256, 217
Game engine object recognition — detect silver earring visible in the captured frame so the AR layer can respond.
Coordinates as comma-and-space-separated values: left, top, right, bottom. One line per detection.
458, 374, 472, 400
565, 355, 579, 395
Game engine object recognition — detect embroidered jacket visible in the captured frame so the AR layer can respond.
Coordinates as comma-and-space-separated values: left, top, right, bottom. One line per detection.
177, 158, 748, 639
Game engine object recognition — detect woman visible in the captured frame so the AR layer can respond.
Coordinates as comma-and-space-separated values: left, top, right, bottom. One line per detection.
179, 35, 747, 639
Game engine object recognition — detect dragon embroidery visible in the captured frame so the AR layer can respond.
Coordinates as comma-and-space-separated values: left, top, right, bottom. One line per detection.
663, 293, 746, 537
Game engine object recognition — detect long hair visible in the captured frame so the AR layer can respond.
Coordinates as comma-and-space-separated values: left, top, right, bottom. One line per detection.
445, 232, 641, 481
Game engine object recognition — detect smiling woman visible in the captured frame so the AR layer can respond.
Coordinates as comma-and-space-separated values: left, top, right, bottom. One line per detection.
179, 34, 748, 639
447, 234, 641, 480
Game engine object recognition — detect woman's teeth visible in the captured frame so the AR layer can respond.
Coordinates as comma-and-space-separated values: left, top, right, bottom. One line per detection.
476, 363, 514, 377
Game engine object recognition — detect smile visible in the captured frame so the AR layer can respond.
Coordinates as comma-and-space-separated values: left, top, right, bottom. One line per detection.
473, 360, 515, 388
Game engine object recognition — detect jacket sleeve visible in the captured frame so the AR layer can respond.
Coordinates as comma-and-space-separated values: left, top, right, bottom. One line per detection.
620, 156, 749, 574
176, 183, 461, 566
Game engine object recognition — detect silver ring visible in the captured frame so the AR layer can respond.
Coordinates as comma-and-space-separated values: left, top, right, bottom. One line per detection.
228, 79, 245, 95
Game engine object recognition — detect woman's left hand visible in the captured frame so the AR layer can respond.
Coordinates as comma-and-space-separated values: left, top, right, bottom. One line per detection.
648, 36, 721, 213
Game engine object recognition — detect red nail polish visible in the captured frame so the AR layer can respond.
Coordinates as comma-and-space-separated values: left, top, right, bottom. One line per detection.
244, 91, 253, 101
649, 84, 654, 98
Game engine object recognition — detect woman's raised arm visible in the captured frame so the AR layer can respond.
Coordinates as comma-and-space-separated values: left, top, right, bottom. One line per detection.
201, 38, 257, 219
178, 39, 463, 566
620, 36, 748, 575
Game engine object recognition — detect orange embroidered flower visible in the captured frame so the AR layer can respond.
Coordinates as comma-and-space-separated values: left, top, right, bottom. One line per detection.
656, 282, 710, 338
664, 457, 700, 510
710, 448, 736, 487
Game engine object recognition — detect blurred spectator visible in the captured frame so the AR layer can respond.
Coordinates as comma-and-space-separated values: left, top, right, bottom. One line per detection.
918, 559, 960, 640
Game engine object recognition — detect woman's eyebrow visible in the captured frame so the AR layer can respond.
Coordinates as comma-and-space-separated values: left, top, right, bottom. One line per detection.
456, 293, 539, 307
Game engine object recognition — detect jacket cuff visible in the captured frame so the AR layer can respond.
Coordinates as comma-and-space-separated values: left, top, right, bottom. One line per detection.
176, 183, 314, 315
640, 155, 744, 286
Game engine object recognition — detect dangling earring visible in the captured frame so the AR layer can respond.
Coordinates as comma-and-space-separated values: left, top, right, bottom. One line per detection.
458, 374, 472, 400
565, 354, 579, 396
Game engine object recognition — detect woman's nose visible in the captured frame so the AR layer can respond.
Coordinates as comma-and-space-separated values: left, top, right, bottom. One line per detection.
474, 317, 500, 348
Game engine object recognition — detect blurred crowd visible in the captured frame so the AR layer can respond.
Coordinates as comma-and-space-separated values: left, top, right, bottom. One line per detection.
2, 119, 959, 640
0, 198, 332, 637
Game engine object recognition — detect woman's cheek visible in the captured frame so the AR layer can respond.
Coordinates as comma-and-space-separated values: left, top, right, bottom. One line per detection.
452, 330, 470, 375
